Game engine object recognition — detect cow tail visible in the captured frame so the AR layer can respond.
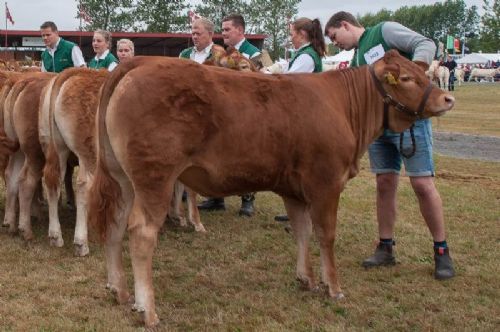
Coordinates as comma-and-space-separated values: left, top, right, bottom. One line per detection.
88, 59, 146, 241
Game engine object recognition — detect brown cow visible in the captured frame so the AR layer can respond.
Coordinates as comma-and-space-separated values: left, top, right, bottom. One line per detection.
39, 68, 109, 255
2, 72, 55, 238
88, 50, 454, 327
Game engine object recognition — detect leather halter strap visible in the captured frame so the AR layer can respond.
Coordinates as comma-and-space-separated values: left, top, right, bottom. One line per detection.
369, 65, 434, 158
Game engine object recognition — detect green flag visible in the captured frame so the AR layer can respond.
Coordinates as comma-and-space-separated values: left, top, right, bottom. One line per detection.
446, 35, 454, 49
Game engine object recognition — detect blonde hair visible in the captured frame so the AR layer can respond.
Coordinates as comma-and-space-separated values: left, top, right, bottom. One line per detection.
117, 38, 135, 55
94, 29, 112, 48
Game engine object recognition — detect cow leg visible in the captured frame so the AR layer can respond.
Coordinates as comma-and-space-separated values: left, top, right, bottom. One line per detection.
170, 180, 186, 226
105, 174, 134, 305
73, 163, 90, 256
185, 187, 205, 232
45, 148, 70, 248
3, 151, 24, 234
283, 197, 315, 290
127, 176, 174, 328
309, 194, 344, 300
128, 199, 163, 328
18, 160, 43, 241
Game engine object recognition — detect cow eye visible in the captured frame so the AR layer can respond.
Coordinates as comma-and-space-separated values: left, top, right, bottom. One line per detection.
399, 76, 413, 82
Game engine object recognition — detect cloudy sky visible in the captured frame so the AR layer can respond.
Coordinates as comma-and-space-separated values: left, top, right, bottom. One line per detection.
6, 0, 484, 31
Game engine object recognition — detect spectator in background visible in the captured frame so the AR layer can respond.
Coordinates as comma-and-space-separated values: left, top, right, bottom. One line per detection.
443, 54, 457, 91
198, 13, 261, 217
116, 38, 134, 63
179, 17, 216, 64
274, 17, 325, 222
88, 29, 118, 71
40, 21, 86, 72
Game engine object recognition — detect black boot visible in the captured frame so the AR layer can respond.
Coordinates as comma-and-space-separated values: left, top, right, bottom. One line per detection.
434, 247, 455, 280
197, 197, 225, 211
362, 242, 396, 268
239, 194, 255, 217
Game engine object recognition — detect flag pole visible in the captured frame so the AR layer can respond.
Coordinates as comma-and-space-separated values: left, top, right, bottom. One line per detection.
5, 2, 7, 48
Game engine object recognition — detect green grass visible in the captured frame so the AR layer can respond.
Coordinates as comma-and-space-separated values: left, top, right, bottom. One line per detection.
0, 83, 499, 331
432, 83, 500, 136
0, 155, 498, 331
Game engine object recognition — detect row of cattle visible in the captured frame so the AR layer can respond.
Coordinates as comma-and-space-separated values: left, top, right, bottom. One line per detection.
0, 45, 252, 254
0, 50, 455, 328
426, 60, 500, 90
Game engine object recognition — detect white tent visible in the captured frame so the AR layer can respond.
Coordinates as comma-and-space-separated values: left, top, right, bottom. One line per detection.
456, 53, 497, 64
323, 49, 355, 63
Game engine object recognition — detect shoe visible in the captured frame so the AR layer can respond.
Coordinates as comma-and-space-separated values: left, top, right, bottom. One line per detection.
239, 195, 254, 217
274, 214, 289, 222
362, 242, 396, 268
197, 197, 225, 211
434, 247, 455, 280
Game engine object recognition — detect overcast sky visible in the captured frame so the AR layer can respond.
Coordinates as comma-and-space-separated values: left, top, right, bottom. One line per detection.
6, 0, 484, 32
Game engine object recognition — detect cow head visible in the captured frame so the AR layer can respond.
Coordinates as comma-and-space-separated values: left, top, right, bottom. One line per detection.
203, 45, 257, 72
371, 50, 455, 132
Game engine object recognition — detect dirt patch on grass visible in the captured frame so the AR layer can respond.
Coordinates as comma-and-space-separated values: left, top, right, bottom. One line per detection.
434, 131, 500, 162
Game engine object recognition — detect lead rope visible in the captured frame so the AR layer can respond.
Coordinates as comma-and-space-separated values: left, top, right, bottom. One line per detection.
399, 126, 416, 158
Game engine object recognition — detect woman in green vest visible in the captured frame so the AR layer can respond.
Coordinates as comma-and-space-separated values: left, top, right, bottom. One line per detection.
274, 17, 326, 223
286, 17, 325, 73
88, 29, 118, 71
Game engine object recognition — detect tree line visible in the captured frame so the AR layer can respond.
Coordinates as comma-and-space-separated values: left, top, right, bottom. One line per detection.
77, 0, 499, 60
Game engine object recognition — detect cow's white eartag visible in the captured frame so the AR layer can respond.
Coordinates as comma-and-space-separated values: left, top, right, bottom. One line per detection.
364, 44, 385, 65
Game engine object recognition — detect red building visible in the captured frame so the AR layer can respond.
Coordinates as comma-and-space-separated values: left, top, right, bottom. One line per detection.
0, 29, 266, 62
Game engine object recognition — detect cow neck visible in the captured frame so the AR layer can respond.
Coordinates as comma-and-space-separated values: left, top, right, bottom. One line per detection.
334, 66, 385, 161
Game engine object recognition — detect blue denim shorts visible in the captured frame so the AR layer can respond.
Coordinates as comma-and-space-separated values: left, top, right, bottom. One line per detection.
368, 119, 435, 177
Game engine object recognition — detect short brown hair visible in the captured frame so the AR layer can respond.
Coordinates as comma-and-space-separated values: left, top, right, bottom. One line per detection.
222, 13, 245, 31
324, 11, 362, 35
40, 21, 58, 31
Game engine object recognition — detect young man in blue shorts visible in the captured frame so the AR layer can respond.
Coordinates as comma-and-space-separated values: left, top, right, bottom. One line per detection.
325, 11, 454, 280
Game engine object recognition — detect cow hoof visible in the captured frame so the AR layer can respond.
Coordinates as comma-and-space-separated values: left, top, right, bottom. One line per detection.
49, 236, 64, 247
74, 243, 90, 257
296, 276, 316, 291
143, 312, 160, 329
194, 224, 207, 232
179, 217, 188, 227
20, 229, 34, 241
131, 303, 144, 312
330, 292, 345, 301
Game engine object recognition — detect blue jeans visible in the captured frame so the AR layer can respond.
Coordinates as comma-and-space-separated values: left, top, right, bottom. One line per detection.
368, 119, 434, 177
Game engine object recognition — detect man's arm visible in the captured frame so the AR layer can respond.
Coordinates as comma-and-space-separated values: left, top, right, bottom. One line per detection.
71, 45, 86, 67
382, 22, 436, 65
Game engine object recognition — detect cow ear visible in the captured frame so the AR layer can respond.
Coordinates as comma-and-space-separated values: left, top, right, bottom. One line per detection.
413, 60, 429, 72
384, 63, 400, 85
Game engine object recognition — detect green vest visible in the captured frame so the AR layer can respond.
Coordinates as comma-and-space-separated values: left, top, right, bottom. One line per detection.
89, 52, 118, 70
353, 22, 424, 133
179, 47, 194, 59
288, 44, 322, 73
238, 39, 260, 59
41, 38, 76, 73
351, 22, 411, 68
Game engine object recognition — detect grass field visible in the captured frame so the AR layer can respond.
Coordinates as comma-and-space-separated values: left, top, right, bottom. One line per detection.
0, 84, 498, 331
432, 83, 500, 137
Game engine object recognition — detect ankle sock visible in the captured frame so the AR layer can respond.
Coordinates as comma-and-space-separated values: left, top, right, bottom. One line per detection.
434, 240, 448, 249
380, 238, 394, 246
